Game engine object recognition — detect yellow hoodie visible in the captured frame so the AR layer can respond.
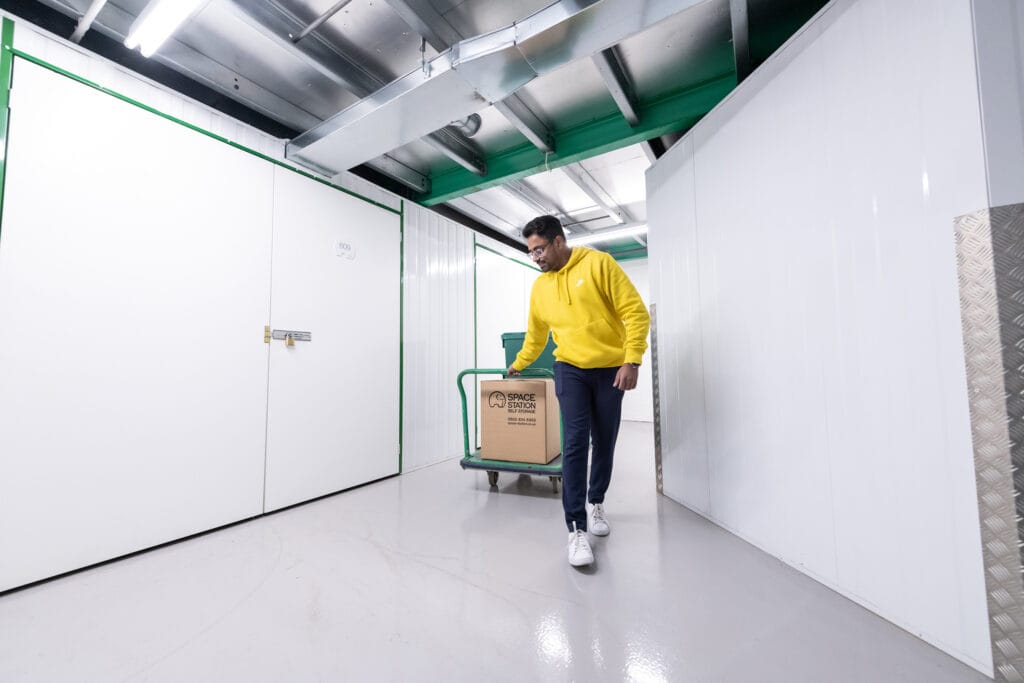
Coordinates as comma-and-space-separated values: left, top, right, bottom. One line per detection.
512, 247, 650, 370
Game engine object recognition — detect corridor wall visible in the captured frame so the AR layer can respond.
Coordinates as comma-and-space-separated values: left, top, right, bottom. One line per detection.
401, 206, 476, 471
319, 170, 479, 473
0, 22, 402, 591
475, 238, 535, 372
618, 259, 653, 423
647, 0, 991, 673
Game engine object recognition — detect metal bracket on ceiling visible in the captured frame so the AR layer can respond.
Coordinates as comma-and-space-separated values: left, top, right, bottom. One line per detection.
423, 128, 486, 176
560, 164, 630, 226
289, 0, 353, 44
70, 0, 109, 43
363, 156, 431, 193
730, 0, 751, 83
448, 196, 524, 236
592, 47, 639, 127
384, 0, 462, 53
503, 180, 574, 228
493, 97, 555, 154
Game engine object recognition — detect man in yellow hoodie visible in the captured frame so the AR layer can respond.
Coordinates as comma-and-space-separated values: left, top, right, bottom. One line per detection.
508, 215, 650, 567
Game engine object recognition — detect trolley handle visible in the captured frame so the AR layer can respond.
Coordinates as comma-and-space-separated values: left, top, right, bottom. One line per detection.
456, 367, 555, 459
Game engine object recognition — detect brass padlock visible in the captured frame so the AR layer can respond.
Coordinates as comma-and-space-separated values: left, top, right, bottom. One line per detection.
286, 333, 295, 348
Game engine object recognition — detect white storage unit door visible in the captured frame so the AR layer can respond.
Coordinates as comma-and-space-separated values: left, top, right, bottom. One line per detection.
264, 167, 401, 512
0, 59, 274, 591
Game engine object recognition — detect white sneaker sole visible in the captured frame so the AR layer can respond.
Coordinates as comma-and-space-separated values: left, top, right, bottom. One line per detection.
590, 525, 609, 537
569, 553, 594, 567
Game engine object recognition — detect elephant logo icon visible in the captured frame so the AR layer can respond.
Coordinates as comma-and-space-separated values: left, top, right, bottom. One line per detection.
488, 391, 506, 408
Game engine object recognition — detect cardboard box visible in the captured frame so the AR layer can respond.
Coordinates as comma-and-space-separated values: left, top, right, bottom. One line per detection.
480, 378, 560, 463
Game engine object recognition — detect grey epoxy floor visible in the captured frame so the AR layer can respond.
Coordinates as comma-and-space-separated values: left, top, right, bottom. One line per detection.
0, 422, 988, 682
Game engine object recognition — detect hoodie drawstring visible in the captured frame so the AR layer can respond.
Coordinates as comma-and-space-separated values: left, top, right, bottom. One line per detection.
554, 249, 580, 306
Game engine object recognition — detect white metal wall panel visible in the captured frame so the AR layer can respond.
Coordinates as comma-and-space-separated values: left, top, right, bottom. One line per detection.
475, 247, 535, 370
647, 137, 709, 512
0, 59, 273, 591
618, 259, 653, 423
401, 205, 476, 471
474, 244, 535, 445
648, 0, 991, 673
264, 167, 401, 511
694, 12, 838, 590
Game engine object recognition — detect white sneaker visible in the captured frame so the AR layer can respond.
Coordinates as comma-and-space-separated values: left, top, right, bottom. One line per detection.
567, 523, 594, 566
590, 503, 610, 537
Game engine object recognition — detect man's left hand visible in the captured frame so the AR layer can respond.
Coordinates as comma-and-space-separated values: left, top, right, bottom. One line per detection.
613, 364, 639, 391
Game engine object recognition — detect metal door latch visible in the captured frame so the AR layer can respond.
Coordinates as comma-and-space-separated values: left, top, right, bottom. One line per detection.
265, 328, 312, 345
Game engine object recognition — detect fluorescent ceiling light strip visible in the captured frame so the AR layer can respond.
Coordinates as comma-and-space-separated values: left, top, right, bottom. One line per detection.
567, 225, 647, 246
125, 0, 207, 57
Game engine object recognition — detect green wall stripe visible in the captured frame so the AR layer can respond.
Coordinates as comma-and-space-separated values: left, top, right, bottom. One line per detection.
0, 18, 15, 245
8, 48, 400, 216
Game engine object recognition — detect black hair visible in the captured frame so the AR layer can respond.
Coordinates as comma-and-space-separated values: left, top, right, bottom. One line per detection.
522, 215, 565, 241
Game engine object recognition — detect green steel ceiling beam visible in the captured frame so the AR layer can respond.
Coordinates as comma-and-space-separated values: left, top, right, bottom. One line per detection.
418, 71, 735, 207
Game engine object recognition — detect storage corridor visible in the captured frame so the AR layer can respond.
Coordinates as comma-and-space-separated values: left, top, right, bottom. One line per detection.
0, 422, 984, 682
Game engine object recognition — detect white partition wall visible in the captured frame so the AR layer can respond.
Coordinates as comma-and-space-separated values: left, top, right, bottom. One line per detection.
648, 0, 991, 673
264, 168, 401, 511
618, 260, 653, 422
401, 205, 476, 471
0, 59, 274, 591
474, 242, 535, 443
475, 243, 535, 371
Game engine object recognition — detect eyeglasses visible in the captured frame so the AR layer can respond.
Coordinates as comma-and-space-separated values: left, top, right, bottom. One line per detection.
527, 241, 552, 259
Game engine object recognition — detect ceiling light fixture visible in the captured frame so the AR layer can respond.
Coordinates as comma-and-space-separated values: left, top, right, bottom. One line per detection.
567, 225, 647, 247
124, 0, 208, 58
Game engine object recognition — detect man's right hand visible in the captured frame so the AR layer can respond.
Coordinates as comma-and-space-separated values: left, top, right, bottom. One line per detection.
507, 365, 521, 376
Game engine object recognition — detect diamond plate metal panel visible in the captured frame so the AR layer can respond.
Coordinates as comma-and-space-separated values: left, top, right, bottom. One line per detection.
956, 204, 1024, 682
651, 303, 663, 495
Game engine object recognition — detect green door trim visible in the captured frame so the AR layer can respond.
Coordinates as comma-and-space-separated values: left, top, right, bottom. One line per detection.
0, 18, 15, 246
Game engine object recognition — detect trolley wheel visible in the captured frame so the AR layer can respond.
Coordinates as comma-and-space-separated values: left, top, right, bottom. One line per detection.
550, 476, 560, 494
487, 471, 499, 487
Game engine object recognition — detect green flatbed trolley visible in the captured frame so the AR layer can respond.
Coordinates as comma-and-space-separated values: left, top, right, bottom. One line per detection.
457, 367, 562, 493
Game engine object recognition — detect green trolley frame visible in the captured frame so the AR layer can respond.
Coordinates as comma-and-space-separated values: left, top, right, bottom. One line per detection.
456, 368, 563, 492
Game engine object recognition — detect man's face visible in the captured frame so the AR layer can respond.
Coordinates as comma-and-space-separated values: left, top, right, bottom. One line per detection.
527, 234, 560, 272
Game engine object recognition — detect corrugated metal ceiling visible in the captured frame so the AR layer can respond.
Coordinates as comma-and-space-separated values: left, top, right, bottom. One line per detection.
11, 0, 830, 258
